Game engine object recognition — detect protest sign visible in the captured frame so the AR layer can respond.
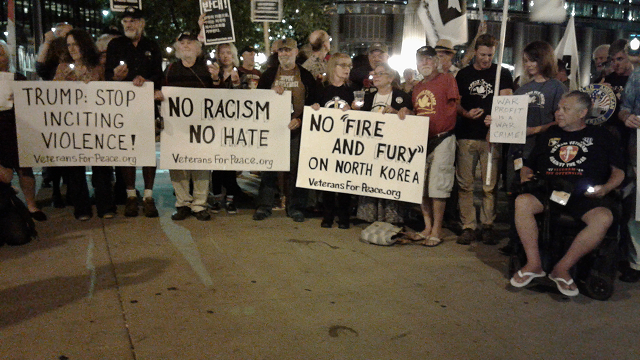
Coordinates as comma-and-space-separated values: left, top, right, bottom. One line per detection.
110, 0, 142, 11
0, 72, 13, 110
200, 0, 235, 45
13, 81, 155, 167
489, 95, 528, 144
159, 87, 291, 171
297, 107, 429, 204
251, 0, 283, 22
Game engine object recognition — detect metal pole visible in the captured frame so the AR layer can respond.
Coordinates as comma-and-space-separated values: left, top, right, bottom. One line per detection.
263, 22, 270, 55
485, 0, 509, 186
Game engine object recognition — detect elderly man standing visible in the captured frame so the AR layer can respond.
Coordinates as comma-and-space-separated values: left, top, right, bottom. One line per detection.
510, 91, 624, 297
163, 32, 213, 221
398, 46, 460, 246
350, 43, 398, 91
302, 30, 331, 81
591, 44, 611, 84
455, 34, 514, 245
105, 7, 163, 217
253, 38, 318, 222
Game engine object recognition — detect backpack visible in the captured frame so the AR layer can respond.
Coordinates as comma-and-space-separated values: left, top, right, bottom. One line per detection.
0, 183, 37, 246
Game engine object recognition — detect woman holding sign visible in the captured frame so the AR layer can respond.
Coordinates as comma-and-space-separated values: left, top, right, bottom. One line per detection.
353, 63, 412, 225
207, 42, 245, 214
53, 29, 116, 220
0, 40, 47, 221
310, 53, 356, 229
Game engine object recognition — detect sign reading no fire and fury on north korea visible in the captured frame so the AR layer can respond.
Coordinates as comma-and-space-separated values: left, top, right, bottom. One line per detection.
298, 107, 429, 204
159, 87, 291, 171
13, 81, 155, 167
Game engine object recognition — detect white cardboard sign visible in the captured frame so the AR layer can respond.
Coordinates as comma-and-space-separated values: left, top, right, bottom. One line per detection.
489, 95, 529, 144
13, 81, 155, 167
159, 87, 291, 171
297, 107, 429, 204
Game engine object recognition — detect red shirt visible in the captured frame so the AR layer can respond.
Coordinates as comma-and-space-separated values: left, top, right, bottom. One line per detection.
412, 73, 459, 137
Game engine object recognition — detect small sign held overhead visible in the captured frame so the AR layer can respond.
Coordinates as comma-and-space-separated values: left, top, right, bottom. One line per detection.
110, 0, 142, 12
200, 0, 236, 45
251, 0, 283, 22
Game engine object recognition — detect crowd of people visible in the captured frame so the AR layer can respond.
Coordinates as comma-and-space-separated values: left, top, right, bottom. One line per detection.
2, 7, 640, 297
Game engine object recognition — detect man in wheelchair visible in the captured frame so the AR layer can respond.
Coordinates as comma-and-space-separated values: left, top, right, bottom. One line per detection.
509, 91, 625, 296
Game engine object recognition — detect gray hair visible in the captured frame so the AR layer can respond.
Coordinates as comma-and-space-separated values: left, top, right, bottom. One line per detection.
216, 42, 239, 67
173, 39, 203, 60
592, 44, 610, 59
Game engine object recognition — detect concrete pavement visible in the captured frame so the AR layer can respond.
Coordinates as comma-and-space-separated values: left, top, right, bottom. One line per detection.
1, 169, 640, 360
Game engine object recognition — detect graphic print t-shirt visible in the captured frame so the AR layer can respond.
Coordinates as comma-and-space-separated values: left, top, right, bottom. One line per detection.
455, 63, 514, 139
274, 66, 305, 119
317, 84, 355, 110
525, 125, 623, 194
412, 73, 460, 137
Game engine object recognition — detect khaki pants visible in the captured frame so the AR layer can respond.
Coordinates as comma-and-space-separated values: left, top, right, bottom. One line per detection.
169, 170, 210, 212
456, 139, 500, 230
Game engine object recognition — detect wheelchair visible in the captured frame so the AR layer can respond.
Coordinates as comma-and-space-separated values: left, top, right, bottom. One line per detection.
508, 177, 620, 300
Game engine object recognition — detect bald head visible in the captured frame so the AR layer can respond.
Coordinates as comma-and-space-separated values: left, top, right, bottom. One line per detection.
309, 30, 330, 53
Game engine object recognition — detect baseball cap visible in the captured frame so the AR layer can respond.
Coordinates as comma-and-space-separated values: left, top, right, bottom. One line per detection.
368, 43, 389, 54
122, 7, 144, 20
240, 46, 256, 55
416, 45, 437, 57
279, 38, 297, 50
177, 31, 198, 41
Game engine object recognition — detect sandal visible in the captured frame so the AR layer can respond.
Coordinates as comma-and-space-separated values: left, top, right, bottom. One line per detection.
421, 236, 443, 247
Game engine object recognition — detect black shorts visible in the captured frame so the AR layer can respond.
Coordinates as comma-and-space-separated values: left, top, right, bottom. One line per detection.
528, 189, 617, 220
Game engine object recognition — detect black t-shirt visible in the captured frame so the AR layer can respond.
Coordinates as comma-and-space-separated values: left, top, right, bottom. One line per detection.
525, 125, 623, 194
317, 83, 355, 109
603, 72, 629, 122
163, 58, 214, 88
455, 63, 514, 139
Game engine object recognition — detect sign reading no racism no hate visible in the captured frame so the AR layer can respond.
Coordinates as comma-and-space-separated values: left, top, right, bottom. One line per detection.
13, 81, 156, 167
251, 0, 283, 22
200, 0, 236, 45
297, 107, 429, 204
110, 0, 142, 12
159, 87, 291, 171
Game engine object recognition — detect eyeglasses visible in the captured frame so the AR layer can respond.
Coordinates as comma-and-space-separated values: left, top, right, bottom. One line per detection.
337, 63, 352, 68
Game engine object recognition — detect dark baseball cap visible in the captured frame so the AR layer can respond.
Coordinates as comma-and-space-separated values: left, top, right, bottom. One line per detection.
416, 45, 437, 57
240, 46, 256, 55
122, 7, 144, 19
177, 31, 198, 41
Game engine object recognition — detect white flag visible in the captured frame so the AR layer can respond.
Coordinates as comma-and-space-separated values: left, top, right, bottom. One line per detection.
419, 0, 468, 46
554, 17, 581, 90
530, 0, 566, 23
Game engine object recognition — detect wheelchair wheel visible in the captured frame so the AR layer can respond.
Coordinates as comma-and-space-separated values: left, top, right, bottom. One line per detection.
583, 271, 614, 301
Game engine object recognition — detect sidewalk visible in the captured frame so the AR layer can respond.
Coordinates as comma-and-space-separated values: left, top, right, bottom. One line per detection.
1, 169, 639, 359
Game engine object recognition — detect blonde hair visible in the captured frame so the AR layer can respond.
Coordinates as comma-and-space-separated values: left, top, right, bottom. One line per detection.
216, 42, 239, 67
326, 53, 351, 85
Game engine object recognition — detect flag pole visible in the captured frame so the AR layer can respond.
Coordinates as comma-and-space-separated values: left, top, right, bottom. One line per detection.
485, 0, 509, 186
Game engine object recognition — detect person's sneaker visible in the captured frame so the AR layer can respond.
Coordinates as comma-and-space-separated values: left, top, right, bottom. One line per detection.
124, 197, 139, 217
481, 226, 497, 245
192, 210, 211, 221
171, 206, 191, 221
321, 219, 333, 228
143, 198, 159, 218
290, 210, 305, 223
102, 212, 116, 219
77, 214, 92, 221
210, 201, 222, 213
456, 228, 476, 245
338, 222, 350, 229
226, 201, 238, 214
